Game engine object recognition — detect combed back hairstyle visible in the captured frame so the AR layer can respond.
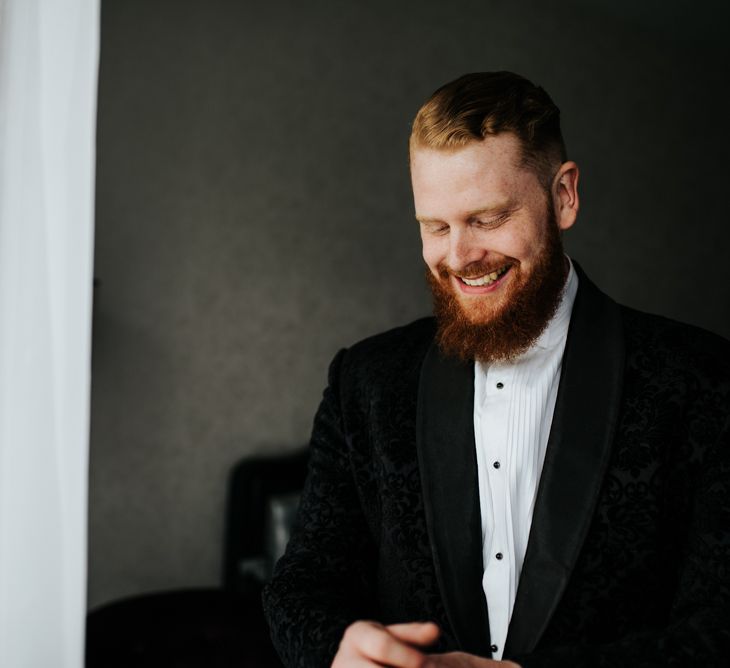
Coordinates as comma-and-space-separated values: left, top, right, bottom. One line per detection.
410, 71, 567, 188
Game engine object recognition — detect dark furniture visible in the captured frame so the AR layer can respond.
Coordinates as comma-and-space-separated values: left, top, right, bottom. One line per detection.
86, 449, 309, 667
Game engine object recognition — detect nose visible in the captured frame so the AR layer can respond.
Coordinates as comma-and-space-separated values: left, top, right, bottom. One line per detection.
446, 226, 485, 272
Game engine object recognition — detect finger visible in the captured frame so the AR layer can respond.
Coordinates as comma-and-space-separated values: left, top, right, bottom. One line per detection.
342, 621, 428, 667
387, 621, 441, 646
423, 653, 465, 668
333, 658, 388, 668
332, 657, 374, 668
424, 652, 501, 668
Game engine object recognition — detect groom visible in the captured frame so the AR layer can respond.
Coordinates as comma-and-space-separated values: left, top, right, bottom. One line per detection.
262, 71, 730, 667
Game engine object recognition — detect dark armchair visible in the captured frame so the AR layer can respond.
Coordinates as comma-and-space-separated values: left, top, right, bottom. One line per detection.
85, 448, 309, 668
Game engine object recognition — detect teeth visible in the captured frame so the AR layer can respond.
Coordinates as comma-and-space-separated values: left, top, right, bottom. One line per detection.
462, 276, 492, 286
461, 265, 508, 287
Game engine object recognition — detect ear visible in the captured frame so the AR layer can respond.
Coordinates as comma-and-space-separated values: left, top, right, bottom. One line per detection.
551, 161, 579, 231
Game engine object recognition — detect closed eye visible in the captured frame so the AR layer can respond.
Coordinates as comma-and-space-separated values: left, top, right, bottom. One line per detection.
419, 221, 450, 236
473, 213, 509, 230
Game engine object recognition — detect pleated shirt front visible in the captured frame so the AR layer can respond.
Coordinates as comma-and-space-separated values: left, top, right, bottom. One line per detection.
473, 261, 578, 659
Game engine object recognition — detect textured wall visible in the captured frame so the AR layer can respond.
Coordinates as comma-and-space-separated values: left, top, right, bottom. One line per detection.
89, 0, 730, 608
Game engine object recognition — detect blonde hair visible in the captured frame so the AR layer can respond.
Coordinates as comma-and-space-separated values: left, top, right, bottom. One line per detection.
410, 72, 567, 188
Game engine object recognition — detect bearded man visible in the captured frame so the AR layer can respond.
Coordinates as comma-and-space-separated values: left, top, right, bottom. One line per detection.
262, 72, 730, 668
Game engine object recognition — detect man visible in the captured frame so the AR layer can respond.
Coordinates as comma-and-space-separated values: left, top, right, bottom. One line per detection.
262, 72, 730, 667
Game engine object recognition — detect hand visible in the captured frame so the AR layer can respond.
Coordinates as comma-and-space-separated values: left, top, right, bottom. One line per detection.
332, 620, 440, 667
331, 620, 521, 668
424, 652, 521, 668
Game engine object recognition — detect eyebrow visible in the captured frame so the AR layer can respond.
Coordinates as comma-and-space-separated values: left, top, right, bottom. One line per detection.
416, 201, 515, 224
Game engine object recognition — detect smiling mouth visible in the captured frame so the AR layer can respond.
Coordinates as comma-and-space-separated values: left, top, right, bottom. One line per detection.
458, 265, 511, 287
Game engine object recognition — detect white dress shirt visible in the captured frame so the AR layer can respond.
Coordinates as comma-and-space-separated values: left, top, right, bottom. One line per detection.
473, 260, 578, 659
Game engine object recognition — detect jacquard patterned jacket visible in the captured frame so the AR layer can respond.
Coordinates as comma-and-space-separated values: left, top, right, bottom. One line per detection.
262, 267, 730, 667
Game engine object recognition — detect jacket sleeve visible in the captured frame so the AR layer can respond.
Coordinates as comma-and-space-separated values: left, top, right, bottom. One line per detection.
262, 348, 378, 668
509, 414, 730, 668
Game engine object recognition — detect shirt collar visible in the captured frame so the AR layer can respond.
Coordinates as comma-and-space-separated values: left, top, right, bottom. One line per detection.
475, 256, 578, 380
473, 258, 578, 403
533, 256, 578, 351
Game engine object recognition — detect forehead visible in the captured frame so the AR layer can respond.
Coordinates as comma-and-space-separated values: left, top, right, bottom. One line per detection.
410, 134, 542, 218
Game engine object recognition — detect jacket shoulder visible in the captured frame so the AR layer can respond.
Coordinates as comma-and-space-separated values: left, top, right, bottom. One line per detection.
336, 317, 436, 389
347, 316, 436, 357
620, 305, 730, 383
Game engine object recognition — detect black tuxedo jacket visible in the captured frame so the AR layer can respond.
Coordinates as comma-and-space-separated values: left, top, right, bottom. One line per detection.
263, 269, 730, 667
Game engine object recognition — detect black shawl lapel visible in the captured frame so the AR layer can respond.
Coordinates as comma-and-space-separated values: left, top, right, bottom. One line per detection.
504, 267, 625, 657
416, 343, 492, 657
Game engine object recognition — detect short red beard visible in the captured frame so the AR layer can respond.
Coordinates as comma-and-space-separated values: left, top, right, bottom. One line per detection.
427, 214, 568, 364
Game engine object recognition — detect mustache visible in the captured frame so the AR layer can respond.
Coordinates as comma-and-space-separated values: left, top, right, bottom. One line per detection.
436, 259, 516, 280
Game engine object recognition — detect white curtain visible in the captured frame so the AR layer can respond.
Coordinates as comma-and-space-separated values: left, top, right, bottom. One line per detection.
0, 0, 99, 666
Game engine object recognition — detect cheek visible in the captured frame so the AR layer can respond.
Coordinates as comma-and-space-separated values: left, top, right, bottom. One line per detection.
520, 229, 550, 262
490, 228, 540, 263
420, 238, 445, 272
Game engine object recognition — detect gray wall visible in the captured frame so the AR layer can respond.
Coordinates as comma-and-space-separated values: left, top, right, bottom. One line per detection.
89, 0, 730, 608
